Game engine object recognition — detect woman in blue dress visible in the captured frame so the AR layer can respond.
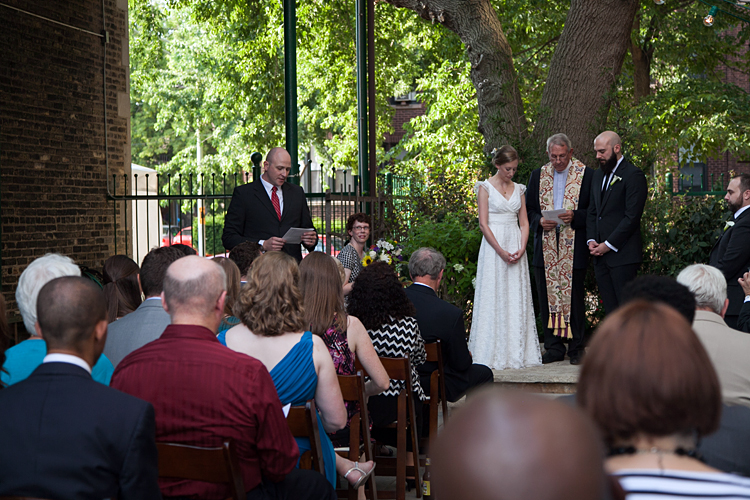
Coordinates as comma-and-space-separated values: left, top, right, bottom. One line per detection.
223, 251, 375, 489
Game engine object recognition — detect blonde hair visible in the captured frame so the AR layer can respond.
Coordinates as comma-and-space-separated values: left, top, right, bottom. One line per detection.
299, 252, 347, 336
234, 252, 306, 336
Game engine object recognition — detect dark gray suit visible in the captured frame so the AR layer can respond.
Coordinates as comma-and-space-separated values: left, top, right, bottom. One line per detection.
710, 207, 750, 329
222, 180, 317, 262
103, 298, 170, 368
0, 362, 160, 499
586, 158, 648, 314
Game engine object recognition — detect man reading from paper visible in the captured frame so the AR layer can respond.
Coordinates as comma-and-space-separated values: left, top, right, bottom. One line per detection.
526, 134, 593, 365
222, 147, 318, 262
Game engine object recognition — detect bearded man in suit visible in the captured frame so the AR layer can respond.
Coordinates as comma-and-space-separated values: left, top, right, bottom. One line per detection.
222, 147, 318, 262
709, 173, 750, 329
586, 131, 648, 315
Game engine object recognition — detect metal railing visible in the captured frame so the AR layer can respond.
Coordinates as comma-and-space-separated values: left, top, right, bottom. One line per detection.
107, 168, 418, 264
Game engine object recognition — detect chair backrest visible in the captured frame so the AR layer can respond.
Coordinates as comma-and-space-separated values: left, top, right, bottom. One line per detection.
287, 400, 326, 476
156, 440, 245, 500
424, 340, 449, 433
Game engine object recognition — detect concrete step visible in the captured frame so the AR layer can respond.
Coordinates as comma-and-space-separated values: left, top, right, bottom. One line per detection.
492, 360, 580, 394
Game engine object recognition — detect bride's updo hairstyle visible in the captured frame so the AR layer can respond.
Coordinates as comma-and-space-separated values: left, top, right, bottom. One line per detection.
492, 145, 519, 167
235, 251, 306, 337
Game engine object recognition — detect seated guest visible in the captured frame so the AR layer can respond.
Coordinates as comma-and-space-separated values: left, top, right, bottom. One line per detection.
337, 213, 370, 295
433, 388, 610, 500
578, 301, 750, 497
229, 240, 263, 283
2, 253, 114, 386
102, 254, 142, 323
621, 274, 750, 477
172, 242, 197, 256
0, 295, 9, 388
677, 264, 750, 408
213, 257, 242, 334
404, 247, 494, 402
223, 252, 347, 488
0, 276, 160, 499
298, 252, 388, 493
347, 261, 426, 486
112, 255, 335, 500
103, 246, 182, 367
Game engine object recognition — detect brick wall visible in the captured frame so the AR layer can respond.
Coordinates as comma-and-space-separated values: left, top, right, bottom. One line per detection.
0, 0, 130, 322
384, 103, 425, 146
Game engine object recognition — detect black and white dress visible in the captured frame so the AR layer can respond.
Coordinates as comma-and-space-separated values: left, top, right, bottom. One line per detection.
337, 243, 363, 284
613, 469, 750, 499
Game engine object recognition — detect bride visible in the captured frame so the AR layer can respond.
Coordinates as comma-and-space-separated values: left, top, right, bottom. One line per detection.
468, 145, 542, 370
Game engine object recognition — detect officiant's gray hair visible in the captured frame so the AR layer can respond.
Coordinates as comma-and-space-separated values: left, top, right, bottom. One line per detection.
409, 247, 446, 280
546, 133, 572, 153
676, 264, 727, 315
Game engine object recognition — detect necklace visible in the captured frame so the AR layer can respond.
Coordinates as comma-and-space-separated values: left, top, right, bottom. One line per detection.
608, 445, 704, 464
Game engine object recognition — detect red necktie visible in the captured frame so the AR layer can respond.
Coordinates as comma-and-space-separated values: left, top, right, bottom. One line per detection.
271, 186, 281, 220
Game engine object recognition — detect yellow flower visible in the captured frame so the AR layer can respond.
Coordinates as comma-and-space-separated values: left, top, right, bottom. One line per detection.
362, 255, 373, 267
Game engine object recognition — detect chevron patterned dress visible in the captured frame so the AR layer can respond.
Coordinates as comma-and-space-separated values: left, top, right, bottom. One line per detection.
368, 316, 426, 401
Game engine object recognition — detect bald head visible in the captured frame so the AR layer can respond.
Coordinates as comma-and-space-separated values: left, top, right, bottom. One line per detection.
37, 276, 106, 352
266, 147, 290, 165
433, 389, 606, 500
595, 131, 622, 149
162, 256, 226, 320
263, 148, 292, 187
594, 131, 623, 172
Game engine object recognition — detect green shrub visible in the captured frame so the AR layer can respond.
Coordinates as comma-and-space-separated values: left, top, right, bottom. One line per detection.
192, 212, 226, 256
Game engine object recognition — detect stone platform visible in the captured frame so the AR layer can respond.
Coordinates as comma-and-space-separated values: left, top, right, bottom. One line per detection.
492, 359, 580, 394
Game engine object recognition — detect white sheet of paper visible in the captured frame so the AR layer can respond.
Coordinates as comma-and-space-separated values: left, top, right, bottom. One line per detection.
282, 403, 291, 418
542, 209, 567, 224
281, 227, 315, 244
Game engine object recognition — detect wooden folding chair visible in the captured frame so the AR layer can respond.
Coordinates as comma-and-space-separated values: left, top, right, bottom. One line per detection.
422, 340, 449, 454
336, 370, 378, 500
287, 400, 326, 476
361, 355, 422, 500
156, 440, 245, 500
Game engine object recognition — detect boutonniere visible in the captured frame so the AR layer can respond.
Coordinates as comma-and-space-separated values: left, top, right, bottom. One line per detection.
609, 175, 622, 187
725, 220, 735, 231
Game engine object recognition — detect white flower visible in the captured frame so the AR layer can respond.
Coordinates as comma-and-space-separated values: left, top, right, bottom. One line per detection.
453, 263, 465, 273
609, 175, 622, 186
369, 250, 377, 259
471, 276, 477, 288
379, 253, 390, 262
394, 248, 402, 256
383, 241, 394, 251
725, 220, 735, 231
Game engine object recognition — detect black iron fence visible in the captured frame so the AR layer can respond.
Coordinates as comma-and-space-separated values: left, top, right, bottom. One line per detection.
107, 169, 420, 264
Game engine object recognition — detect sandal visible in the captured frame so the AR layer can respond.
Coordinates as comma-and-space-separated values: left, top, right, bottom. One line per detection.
344, 462, 376, 489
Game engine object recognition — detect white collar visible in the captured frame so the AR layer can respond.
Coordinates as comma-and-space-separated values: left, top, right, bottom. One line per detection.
735, 205, 750, 219
611, 156, 624, 175
554, 160, 572, 175
412, 281, 434, 290
260, 175, 280, 193
43, 353, 92, 374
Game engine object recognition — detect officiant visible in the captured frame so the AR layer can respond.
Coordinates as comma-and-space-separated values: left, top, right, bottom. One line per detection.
222, 147, 318, 262
526, 134, 593, 365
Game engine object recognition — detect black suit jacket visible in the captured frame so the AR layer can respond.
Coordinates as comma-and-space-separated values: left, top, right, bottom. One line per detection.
738, 301, 750, 334
0, 362, 160, 500
699, 403, 750, 477
404, 284, 474, 402
710, 208, 750, 317
586, 157, 648, 267
526, 164, 594, 270
222, 180, 317, 261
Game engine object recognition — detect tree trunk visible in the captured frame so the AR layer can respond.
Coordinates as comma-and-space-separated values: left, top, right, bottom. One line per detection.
384, 0, 528, 153
531, 0, 639, 167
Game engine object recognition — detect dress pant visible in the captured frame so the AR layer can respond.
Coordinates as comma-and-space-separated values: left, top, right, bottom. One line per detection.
534, 266, 587, 357
593, 260, 640, 316
368, 393, 423, 452
166, 469, 336, 500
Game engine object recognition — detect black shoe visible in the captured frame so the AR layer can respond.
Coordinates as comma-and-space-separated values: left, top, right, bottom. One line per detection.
406, 478, 416, 491
569, 353, 583, 365
542, 351, 564, 364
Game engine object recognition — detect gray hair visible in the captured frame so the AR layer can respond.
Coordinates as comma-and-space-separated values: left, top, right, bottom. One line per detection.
408, 247, 446, 280
16, 253, 81, 334
546, 133, 572, 153
676, 264, 727, 315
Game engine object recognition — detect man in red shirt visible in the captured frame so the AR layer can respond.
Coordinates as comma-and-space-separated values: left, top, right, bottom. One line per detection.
111, 255, 335, 500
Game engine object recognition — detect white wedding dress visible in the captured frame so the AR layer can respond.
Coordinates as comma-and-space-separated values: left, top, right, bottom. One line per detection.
468, 180, 542, 370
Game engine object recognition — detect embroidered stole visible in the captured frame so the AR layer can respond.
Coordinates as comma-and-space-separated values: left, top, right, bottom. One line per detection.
539, 159, 586, 338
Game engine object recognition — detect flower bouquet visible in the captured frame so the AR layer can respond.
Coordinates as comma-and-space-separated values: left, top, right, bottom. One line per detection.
362, 239, 405, 272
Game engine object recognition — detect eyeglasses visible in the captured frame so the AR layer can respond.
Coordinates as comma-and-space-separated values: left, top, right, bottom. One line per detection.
352, 226, 370, 231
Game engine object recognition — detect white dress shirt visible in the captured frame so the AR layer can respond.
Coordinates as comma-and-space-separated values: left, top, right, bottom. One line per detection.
260, 175, 284, 214
43, 353, 92, 374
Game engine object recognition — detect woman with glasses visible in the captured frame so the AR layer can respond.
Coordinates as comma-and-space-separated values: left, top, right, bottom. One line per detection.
337, 213, 371, 295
